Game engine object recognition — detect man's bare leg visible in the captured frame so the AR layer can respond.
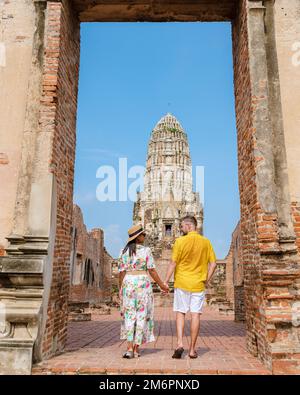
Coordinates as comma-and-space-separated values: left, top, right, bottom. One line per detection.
176, 312, 186, 349
190, 313, 201, 356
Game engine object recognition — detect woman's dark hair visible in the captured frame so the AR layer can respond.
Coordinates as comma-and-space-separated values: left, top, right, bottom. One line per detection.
122, 240, 136, 257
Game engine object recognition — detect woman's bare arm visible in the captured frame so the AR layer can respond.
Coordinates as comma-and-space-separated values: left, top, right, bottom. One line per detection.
148, 268, 168, 291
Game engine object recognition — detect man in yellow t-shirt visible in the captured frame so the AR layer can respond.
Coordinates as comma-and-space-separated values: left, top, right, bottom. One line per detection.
164, 215, 217, 359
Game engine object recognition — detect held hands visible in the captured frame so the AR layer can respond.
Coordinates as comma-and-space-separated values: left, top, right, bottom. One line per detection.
160, 281, 169, 295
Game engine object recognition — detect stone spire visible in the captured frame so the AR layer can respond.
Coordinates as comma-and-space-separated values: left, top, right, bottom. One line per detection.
144, 113, 193, 202
133, 113, 203, 261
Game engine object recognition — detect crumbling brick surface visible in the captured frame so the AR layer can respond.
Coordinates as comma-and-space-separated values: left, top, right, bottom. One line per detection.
69, 205, 112, 304
40, 0, 80, 358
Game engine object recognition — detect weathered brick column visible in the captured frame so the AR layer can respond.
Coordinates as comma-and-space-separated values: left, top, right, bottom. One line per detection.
38, 0, 80, 361
0, 0, 80, 374
233, 0, 300, 372
0, 0, 50, 375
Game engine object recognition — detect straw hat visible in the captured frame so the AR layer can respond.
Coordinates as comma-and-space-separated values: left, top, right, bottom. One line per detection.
127, 224, 145, 243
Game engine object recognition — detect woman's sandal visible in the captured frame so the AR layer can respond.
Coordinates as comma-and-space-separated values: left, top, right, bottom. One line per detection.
189, 351, 198, 359
172, 347, 184, 359
122, 350, 134, 359
133, 346, 141, 357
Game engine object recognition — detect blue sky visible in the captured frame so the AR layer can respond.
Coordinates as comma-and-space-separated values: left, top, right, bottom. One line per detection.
74, 22, 240, 259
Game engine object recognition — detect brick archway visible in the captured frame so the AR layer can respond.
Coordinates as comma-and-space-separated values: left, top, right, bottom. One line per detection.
0, 0, 300, 374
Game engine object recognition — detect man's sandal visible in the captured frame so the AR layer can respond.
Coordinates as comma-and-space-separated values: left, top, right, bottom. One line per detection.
189, 351, 198, 359
172, 347, 184, 359
122, 350, 134, 359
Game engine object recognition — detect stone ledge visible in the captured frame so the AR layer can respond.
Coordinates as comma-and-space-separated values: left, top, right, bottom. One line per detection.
68, 312, 91, 322
72, 0, 238, 23
0, 256, 44, 274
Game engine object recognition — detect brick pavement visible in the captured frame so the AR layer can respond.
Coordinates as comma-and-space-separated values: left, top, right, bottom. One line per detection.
32, 307, 271, 375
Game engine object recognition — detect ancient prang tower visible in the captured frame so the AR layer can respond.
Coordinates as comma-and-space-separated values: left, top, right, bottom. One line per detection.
133, 113, 203, 276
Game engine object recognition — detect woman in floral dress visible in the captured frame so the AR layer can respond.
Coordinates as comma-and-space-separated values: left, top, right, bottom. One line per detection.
119, 224, 169, 358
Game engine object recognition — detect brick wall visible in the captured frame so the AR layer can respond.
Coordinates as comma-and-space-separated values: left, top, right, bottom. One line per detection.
209, 221, 245, 319
225, 243, 234, 305
231, 222, 245, 321
40, 0, 80, 358
232, 0, 263, 358
232, 0, 300, 370
291, 202, 300, 254
69, 205, 112, 304
103, 248, 113, 300
234, 285, 245, 322
206, 260, 226, 305
207, 220, 243, 312
232, 222, 242, 285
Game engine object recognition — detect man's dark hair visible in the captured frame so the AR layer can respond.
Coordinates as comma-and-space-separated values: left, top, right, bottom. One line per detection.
181, 215, 197, 228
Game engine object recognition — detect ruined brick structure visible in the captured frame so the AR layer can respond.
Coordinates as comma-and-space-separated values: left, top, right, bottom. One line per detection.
206, 259, 226, 304
69, 205, 112, 304
133, 113, 203, 279
230, 222, 245, 321
206, 222, 244, 318
224, 241, 235, 307
0, 0, 300, 375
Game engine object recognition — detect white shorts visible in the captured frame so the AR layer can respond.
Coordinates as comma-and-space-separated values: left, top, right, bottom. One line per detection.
173, 288, 206, 314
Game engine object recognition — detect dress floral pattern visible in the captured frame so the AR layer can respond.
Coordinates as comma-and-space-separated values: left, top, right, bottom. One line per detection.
118, 244, 156, 345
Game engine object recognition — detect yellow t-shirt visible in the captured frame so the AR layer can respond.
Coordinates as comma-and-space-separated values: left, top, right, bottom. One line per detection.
172, 231, 216, 292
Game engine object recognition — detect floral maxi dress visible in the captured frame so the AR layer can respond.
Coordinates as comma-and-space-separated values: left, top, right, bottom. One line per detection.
118, 245, 156, 345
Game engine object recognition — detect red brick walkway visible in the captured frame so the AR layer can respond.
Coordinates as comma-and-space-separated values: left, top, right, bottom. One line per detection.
32, 307, 271, 375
